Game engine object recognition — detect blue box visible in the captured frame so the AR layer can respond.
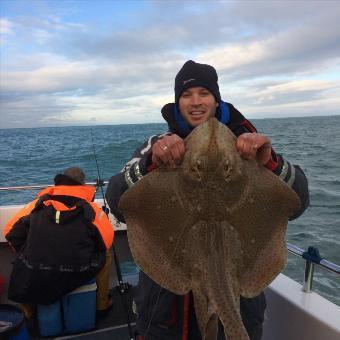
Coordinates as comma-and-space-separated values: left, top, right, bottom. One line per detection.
37, 301, 63, 337
62, 280, 97, 333
37, 279, 97, 336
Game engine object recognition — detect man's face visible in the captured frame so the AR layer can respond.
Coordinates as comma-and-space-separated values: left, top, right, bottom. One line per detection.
179, 87, 219, 128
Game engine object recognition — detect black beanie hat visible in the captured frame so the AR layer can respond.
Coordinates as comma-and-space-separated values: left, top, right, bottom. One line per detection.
174, 60, 221, 105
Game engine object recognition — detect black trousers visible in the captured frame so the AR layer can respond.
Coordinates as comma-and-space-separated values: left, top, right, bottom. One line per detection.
187, 292, 266, 340
135, 272, 266, 340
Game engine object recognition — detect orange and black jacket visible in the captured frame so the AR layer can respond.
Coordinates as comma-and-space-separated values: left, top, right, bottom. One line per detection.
4, 174, 114, 305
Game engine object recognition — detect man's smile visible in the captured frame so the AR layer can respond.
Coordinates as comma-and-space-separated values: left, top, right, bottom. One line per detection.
189, 110, 206, 116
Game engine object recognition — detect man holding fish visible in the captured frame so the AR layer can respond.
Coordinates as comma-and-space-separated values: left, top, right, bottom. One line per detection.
106, 60, 309, 340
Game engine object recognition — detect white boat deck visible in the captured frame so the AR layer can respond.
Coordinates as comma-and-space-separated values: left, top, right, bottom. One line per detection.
263, 274, 340, 340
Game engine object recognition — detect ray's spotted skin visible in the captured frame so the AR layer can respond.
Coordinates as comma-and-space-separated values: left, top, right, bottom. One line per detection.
119, 118, 301, 340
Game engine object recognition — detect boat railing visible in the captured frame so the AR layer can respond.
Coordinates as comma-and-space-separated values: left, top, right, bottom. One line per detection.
1, 184, 340, 294
287, 242, 340, 293
0, 181, 109, 191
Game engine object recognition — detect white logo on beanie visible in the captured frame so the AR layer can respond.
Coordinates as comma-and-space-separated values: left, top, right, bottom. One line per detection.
183, 78, 195, 85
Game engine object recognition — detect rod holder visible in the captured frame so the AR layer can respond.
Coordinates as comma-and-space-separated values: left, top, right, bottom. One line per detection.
302, 246, 322, 293
303, 260, 314, 292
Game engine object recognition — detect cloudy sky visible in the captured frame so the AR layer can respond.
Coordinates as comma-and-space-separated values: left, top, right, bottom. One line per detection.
1, 0, 340, 128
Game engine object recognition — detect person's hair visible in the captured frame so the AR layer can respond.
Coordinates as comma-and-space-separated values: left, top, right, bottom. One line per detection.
63, 167, 86, 185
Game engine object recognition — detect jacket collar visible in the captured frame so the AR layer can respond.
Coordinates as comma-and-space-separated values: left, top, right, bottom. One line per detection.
161, 101, 230, 138
38, 185, 96, 202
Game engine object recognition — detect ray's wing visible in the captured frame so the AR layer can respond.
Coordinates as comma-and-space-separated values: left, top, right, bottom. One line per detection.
227, 164, 301, 297
119, 168, 196, 294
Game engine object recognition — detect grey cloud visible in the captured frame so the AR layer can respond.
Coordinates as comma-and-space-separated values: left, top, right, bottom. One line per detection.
217, 13, 340, 83
42, 1, 340, 90
0, 94, 74, 129
252, 86, 339, 107
1, 51, 184, 97
223, 78, 340, 119
225, 1, 330, 31
7, 2, 340, 81
53, 2, 340, 59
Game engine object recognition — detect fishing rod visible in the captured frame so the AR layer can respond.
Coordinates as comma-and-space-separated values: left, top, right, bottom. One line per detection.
90, 129, 134, 340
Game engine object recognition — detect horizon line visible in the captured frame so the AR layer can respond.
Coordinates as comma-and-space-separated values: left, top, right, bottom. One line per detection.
0, 114, 339, 130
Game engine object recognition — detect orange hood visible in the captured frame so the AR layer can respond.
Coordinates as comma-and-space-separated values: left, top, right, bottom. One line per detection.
38, 185, 96, 202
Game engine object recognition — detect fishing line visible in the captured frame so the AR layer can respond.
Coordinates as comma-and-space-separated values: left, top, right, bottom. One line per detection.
90, 128, 134, 340
90, 129, 108, 212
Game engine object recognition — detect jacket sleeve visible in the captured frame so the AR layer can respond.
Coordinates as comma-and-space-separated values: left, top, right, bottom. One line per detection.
91, 203, 115, 249
228, 104, 310, 220
273, 156, 309, 220
105, 134, 167, 222
4, 199, 38, 251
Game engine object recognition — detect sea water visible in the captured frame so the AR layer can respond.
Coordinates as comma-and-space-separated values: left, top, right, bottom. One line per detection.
0, 115, 339, 305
